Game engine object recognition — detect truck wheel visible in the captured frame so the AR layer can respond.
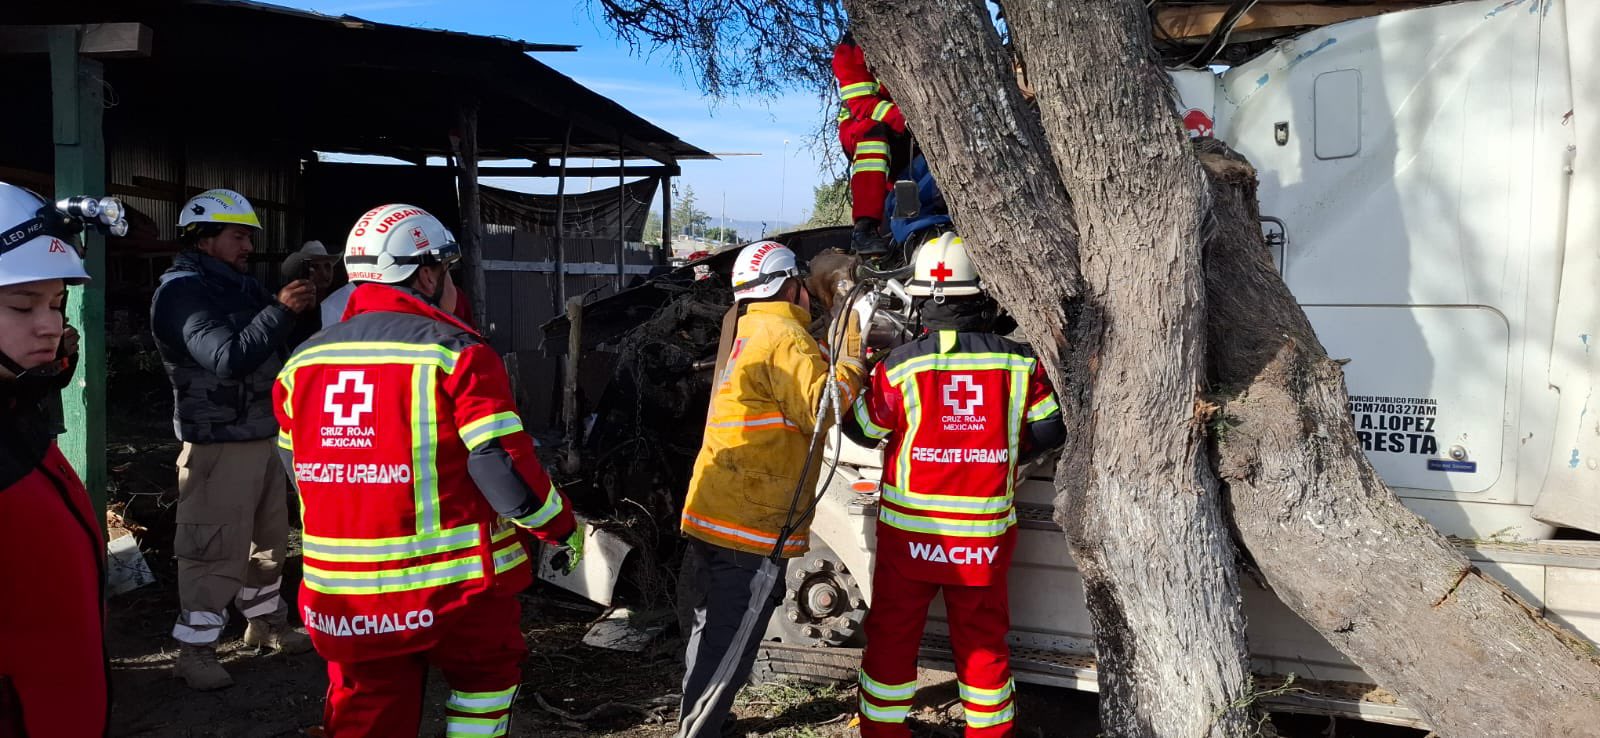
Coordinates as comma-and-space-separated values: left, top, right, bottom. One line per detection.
751, 642, 863, 686
772, 541, 867, 648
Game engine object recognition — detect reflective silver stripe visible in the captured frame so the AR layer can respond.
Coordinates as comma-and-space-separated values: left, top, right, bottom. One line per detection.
965, 701, 1016, 728
172, 610, 228, 645
681, 511, 806, 549
302, 527, 479, 561
513, 486, 565, 530
302, 558, 483, 594
283, 343, 462, 374
859, 669, 917, 700
461, 412, 523, 451
958, 678, 1014, 706
859, 695, 910, 723
853, 399, 890, 439
492, 542, 528, 573
444, 716, 510, 737
881, 485, 1011, 514
877, 507, 1017, 538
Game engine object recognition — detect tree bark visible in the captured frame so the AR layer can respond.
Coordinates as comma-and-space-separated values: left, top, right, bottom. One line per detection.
1198, 141, 1600, 737
846, 1, 1254, 735
844, 0, 1600, 736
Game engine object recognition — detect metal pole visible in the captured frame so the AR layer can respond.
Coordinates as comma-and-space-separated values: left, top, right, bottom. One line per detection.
50, 27, 107, 522
779, 138, 789, 233
719, 190, 726, 247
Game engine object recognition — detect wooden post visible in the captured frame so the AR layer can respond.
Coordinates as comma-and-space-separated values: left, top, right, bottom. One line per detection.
615, 149, 626, 290
561, 295, 584, 475
49, 27, 106, 521
660, 178, 672, 265
456, 102, 489, 333
552, 121, 572, 313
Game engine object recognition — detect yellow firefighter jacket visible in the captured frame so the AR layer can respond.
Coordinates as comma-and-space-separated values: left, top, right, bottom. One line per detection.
680, 301, 865, 557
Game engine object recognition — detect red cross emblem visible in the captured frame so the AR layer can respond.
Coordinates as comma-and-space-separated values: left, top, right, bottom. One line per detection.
943, 375, 984, 416
324, 371, 374, 427
929, 261, 954, 281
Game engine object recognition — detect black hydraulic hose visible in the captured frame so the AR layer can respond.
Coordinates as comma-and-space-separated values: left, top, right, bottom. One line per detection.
769, 280, 873, 561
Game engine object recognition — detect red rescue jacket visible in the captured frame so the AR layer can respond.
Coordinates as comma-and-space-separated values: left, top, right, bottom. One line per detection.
275, 284, 574, 663
847, 330, 1061, 586
833, 38, 907, 137
0, 389, 107, 737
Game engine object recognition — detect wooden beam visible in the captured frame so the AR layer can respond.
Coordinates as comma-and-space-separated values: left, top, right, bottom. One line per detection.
457, 102, 490, 334
50, 27, 108, 528
660, 178, 672, 263
1155, 3, 1433, 42
0, 23, 153, 57
477, 164, 681, 178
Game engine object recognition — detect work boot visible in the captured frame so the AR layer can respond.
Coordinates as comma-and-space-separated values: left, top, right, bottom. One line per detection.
174, 645, 234, 691
244, 617, 313, 654
851, 218, 890, 258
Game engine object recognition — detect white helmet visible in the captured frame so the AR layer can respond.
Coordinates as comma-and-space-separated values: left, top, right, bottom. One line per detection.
0, 182, 91, 288
906, 232, 981, 298
178, 188, 261, 230
731, 240, 800, 302
343, 204, 459, 284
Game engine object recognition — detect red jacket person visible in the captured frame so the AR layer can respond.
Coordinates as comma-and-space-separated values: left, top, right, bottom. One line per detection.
844, 233, 1064, 738
274, 204, 582, 737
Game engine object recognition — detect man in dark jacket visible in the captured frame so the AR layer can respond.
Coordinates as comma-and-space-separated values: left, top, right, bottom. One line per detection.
150, 188, 316, 690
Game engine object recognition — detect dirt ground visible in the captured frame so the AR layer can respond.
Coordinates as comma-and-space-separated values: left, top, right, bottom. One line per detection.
101, 420, 1424, 738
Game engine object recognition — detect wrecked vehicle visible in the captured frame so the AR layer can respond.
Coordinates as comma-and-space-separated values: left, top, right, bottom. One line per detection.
539, 0, 1600, 728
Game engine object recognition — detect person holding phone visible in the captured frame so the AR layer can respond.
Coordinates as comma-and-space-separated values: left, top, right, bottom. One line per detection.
0, 181, 107, 737
150, 188, 316, 690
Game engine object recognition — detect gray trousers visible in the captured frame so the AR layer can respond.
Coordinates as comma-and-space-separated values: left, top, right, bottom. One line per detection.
677, 538, 790, 738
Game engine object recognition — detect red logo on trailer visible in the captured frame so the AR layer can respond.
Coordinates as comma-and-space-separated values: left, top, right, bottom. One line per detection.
1182, 108, 1215, 138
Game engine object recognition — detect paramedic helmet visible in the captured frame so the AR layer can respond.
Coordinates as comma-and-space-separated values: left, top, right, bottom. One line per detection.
0, 182, 91, 288
342, 204, 460, 285
731, 240, 801, 303
905, 232, 981, 299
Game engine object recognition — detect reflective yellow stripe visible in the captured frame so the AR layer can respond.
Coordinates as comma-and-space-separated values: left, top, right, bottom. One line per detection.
939, 330, 958, 353
859, 696, 910, 723
491, 523, 517, 542
959, 678, 1014, 706
965, 701, 1016, 728
853, 398, 890, 440
855, 141, 891, 157
460, 411, 523, 451
871, 100, 897, 122
447, 686, 518, 714
283, 341, 463, 374
302, 525, 480, 563
209, 211, 262, 227
303, 556, 483, 595
886, 353, 1036, 388
1026, 394, 1061, 422
278, 374, 296, 420
896, 381, 922, 492
859, 670, 917, 700
512, 485, 565, 530
839, 81, 879, 99
492, 540, 528, 574
412, 365, 442, 533
882, 485, 1011, 515
852, 160, 891, 176
878, 507, 1016, 538
277, 429, 293, 451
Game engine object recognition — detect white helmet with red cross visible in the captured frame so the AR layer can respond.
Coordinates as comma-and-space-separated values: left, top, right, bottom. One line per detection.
0, 182, 91, 288
731, 240, 800, 302
342, 204, 460, 285
906, 232, 981, 298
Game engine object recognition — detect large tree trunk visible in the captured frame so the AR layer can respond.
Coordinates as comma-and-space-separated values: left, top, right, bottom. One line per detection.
847, 1, 1255, 735
1198, 142, 1600, 737
845, 0, 1600, 735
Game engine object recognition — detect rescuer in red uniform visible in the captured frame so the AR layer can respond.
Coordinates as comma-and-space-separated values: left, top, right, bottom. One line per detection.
834, 31, 907, 258
843, 233, 1065, 737
0, 182, 107, 738
274, 204, 585, 737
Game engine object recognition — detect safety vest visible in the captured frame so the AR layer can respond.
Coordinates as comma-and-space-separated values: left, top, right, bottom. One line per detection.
274, 284, 572, 662
680, 302, 866, 557
852, 330, 1061, 585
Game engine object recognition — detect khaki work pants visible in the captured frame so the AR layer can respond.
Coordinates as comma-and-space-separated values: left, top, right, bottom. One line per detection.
170, 438, 290, 646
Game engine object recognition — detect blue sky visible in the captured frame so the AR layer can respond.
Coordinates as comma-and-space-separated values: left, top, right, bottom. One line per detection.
276, 0, 836, 231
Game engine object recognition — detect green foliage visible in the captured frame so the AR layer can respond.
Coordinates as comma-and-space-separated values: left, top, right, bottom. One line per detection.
803, 177, 853, 228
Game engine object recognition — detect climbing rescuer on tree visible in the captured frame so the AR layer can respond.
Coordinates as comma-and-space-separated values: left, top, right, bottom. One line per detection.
676, 240, 870, 737
844, 233, 1065, 738
274, 204, 584, 738
0, 182, 108, 738
834, 30, 908, 258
